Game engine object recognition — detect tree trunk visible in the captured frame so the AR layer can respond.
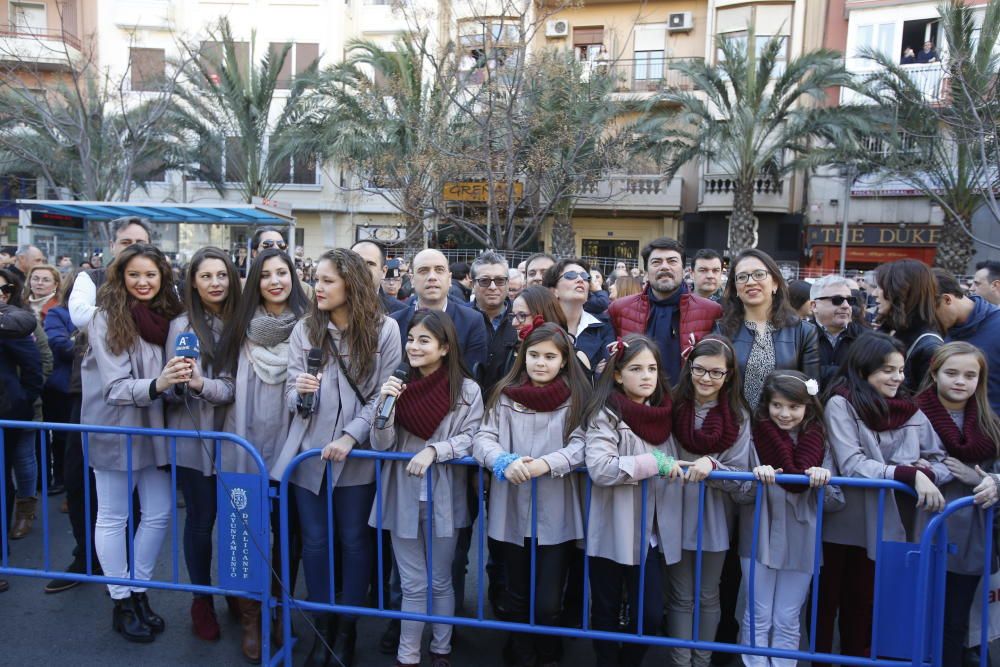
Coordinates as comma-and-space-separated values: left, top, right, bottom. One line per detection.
550, 208, 576, 257
727, 183, 758, 256
934, 216, 977, 276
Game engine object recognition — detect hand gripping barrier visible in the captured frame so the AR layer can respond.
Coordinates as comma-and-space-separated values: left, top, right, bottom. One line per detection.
0, 419, 287, 666
276, 448, 959, 667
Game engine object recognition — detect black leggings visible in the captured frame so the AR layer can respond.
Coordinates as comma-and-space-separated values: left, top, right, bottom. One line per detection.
502, 539, 574, 666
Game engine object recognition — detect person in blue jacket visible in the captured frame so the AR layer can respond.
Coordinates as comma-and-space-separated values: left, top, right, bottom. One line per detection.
542, 258, 614, 375
390, 249, 488, 381
934, 269, 1000, 414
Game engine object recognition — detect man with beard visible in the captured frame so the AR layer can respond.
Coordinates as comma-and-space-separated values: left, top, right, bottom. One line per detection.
608, 237, 721, 384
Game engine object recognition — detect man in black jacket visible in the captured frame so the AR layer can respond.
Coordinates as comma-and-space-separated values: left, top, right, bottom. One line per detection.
470, 250, 518, 395
810, 274, 866, 389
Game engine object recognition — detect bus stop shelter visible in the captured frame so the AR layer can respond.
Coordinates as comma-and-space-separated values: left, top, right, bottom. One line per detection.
15, 199, 296, 264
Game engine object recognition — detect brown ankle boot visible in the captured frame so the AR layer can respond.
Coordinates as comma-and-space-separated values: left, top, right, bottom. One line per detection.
239, 599, 262, 664
10, 496, 37, 539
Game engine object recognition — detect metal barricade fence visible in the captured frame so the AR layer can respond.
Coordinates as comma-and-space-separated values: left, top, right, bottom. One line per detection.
0, 419, 286, 666
277, 448, 959, 667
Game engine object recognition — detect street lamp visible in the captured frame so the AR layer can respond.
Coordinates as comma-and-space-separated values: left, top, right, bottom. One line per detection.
839, 165, 856, 276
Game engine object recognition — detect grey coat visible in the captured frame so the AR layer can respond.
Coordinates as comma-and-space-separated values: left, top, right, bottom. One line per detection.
80, 311, 168, 471
823, 395, 952, 559
734, 441, 845, 574
271, 317, 402, 494
222, 337, 295, 477
368, 377, 483, 539
658, 401, 752, 565
473, 395, 586, 546
164, 314, 235, 476
584, 407, 675, 565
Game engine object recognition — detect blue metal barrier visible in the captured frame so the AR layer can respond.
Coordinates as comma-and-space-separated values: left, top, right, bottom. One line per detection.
277, 448, 943, 667
0, 420, 284, 666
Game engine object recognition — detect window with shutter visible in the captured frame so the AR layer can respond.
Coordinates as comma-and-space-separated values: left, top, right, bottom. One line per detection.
130, 47, 166, 92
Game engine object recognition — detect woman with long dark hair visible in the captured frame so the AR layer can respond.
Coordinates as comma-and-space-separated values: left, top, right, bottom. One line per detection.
717, 249, 819, 412
816, 332, 949, 657
872, 259, 943, 392
80, 244, 185, 643
271, 248, 401, 667
217, 247, 308, 661
165, 247, 242, 644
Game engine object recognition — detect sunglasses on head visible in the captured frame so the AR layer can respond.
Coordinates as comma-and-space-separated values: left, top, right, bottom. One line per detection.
0, 284, 14, 295
815, 295, 857, 307
259, 240, 288, 251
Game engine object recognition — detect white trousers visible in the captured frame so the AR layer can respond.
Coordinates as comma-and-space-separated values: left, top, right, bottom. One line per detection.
391, 514, 458, 664
739, 558, 812, 667
94, 467, 172, 600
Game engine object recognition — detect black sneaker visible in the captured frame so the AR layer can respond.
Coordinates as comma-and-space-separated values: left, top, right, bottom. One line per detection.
44, 559, 101, 594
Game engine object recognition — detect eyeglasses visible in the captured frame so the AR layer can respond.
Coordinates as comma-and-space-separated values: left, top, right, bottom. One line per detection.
560, 271, 591, 283
259, 240, 288, 251
690, 364, 728, 380
475, 276, 508, 288
735, 269, 770, 285
512, 312, 532, 322
815, 295, 858, 307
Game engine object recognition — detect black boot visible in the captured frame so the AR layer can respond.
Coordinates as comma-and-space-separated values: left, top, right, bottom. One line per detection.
304, 615, 339, 667
332, 618, 357, 667
113, 597, 155, 643
131, 591, 165, 633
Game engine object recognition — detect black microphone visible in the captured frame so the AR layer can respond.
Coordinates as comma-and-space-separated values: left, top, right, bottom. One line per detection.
374, 362, 411, 429
174, 332, 200, 395
301, 347, 323, 414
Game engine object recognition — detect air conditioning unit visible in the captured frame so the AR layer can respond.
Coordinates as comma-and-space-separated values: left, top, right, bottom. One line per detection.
667, 12, 694, 32
546, 19, 569, 38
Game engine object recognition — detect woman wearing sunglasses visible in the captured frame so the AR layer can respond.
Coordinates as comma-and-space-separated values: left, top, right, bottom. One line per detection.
541, 258, 614, 375
716, 249, 819, 412
809, 274, 868, 391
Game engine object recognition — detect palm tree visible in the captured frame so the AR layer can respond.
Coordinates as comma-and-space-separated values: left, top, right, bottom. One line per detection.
280, 33, 451, 251
654, 30, 871, 255
858, 0, 1000, 273
170, 18, 313, 203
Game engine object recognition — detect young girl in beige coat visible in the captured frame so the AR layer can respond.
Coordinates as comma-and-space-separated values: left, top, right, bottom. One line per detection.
474, 322, 591, 667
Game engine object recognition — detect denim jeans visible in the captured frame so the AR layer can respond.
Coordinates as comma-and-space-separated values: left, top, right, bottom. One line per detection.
177, 467, 217, 589
295, 480, 375, 620
12, 428, 37, 498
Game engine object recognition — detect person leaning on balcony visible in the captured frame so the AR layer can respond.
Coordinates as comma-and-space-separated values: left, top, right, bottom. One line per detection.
901, 46, 917, 64
608, 237, 722, 386
715, 249, 820, 413
917, 41, 939, 63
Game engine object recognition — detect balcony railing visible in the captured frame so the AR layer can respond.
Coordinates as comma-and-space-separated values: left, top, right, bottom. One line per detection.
603, 57, 701, 93
841, 62, 946, 105
0, 24, 81, 50
700, 175, 790, 212
573, 174, 682, 211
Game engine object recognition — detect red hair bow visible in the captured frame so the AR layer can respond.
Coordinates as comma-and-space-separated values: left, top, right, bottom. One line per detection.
518, 315, 547, 341
606, 336, 629, 357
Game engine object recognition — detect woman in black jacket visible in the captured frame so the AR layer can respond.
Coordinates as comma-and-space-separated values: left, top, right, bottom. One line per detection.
872, 259, 943, 392
716, 249, 820, 411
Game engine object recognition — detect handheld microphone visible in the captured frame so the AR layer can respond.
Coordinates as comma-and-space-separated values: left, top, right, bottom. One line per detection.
374, 362, 411, 429
301, 347, 323, 414
174, 332, 200, 395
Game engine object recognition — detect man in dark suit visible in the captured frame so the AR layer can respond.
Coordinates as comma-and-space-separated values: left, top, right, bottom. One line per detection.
351, 241, 406, 315
389, 249, 488, 379
470, 250, 518, 395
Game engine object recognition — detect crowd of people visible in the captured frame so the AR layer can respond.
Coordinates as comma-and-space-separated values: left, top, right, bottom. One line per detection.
2, 218, 1000, 667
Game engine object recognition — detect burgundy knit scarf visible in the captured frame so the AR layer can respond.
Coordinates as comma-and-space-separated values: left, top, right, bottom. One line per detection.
916, 387, 997, 463
672, 391, 741, 455
834, 386, 918, 432
130, 302, 170, 348
502, 376, 571, 412
612, 391, 672, 445
395, 365, 451, 441
752, 419, 826, 493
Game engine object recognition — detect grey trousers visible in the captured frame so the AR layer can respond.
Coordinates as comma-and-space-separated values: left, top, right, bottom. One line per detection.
665, 549, 728, 667
391, 512, 459, 664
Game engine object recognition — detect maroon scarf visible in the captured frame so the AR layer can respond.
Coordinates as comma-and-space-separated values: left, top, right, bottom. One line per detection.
130, 302, 170, 348
672, 391, 741, 455
612, 391, 672, 444
916, 387, 996, 463
834, 386, 918, 432
395, 365, 451, 440
502, 376, 571, 412
752, 419, 826, 493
